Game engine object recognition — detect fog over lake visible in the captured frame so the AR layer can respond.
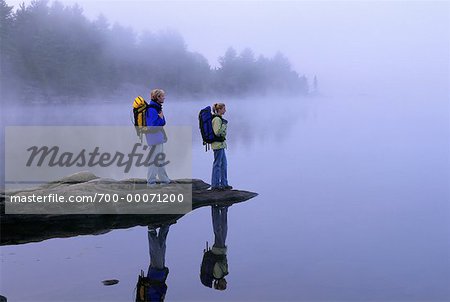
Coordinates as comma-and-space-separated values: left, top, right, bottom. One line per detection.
1, 0, 449, 301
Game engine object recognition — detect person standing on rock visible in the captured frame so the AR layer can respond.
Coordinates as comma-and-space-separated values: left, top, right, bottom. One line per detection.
211, 103, 232, 191
146, 89, 171, 186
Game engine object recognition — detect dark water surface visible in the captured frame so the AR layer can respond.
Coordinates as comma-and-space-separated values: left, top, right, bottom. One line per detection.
1, 94, 449, 301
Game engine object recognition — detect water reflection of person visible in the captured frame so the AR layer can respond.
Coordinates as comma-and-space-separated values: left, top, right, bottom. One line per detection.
136, 223, 171, 302
211, 205, 229, 290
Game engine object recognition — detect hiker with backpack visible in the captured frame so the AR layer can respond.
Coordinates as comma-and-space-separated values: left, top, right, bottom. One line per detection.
199, 103, 232, 190
200, 205, 229, 290
145, 89, 171, 186
210, 103, 232, 191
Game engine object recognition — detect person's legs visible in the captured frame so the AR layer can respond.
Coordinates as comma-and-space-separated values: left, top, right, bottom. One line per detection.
157, 144, 170, 183
158, 224, 170, 260
148, 227, 161, 268
212, 205, 228, 248
148, 225, 170, 269
219, 206, 228, 244
220, 149, 228, 187
147, 156, 158, 185
147, 144, 170, 184
211, 149, 223, 188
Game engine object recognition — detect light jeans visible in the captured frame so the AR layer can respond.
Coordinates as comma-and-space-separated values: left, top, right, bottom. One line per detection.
212, 206, 228, 248
211, 148, 228, 188
147, 143, 170, 184
148, 224, 170, 269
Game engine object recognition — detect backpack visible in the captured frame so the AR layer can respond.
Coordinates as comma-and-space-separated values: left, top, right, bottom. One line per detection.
132, 96, 163, 142
200, 242, 226, 288
198, 106, 225, 150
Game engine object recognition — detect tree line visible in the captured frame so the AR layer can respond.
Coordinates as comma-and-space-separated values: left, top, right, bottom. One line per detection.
1, 0, 309, 101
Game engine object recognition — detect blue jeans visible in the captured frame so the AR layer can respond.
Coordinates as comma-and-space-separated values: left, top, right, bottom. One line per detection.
212, 148, 228, 188
148, 224, 170, 269
147, 143, 170, 184
212, 206, 228, 248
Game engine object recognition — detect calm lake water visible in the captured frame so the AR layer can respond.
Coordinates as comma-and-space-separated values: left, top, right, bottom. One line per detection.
1, 93, 449, 301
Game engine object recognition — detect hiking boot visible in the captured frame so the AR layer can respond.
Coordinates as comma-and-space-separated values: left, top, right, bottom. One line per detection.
223, 185, 233, 190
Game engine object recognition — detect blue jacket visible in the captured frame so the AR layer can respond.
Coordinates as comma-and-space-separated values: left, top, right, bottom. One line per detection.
146, 266, 169, 301
145, 101, 167, 145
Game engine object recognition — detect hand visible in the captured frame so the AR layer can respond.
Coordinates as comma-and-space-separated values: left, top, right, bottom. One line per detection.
158, 111, 164, 119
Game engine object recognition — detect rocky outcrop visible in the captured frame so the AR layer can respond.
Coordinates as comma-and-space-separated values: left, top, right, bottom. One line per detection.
1, 172, 258, 245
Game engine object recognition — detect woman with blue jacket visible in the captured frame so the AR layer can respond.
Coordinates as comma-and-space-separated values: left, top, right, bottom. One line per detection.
146, 89, 170, 186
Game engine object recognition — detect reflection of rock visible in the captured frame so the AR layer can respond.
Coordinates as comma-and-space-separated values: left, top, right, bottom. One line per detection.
1, 172, 258, 245
102, 279, 119, 286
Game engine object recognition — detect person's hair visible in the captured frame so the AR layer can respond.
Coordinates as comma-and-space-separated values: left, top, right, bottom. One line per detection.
151, 89, 165, 102
212, 103, 225, 114
213, 278, 227, 291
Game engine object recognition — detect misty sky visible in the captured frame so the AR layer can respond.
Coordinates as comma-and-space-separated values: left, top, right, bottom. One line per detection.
5, 0, 450, 96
